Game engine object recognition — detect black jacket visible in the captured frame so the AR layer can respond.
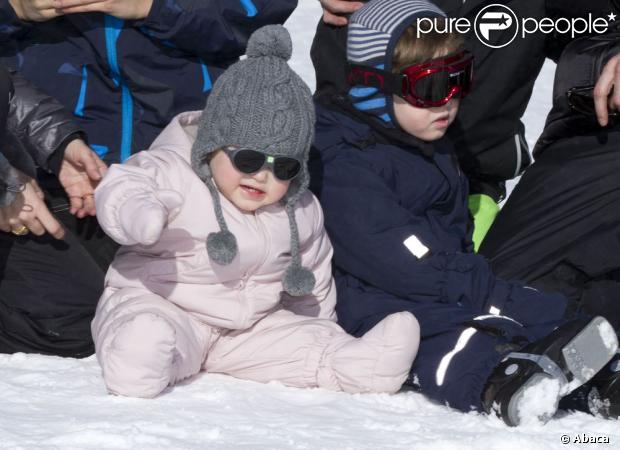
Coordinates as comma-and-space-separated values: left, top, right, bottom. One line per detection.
0, 67, 17, 207
311, 0, 616, 200
478, 28, 620, 329
535, 22, 620, 156
0, 67, 83, 207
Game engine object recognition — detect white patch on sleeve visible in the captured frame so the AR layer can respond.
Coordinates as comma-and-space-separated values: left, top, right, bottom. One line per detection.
489, 306, 501, 315
403, 235, 429, 259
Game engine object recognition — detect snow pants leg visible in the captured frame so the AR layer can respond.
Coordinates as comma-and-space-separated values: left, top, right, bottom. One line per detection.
480, 135, 620, 328
335, 278, 571, 412
92, 288, 209, 398
94, 294, 419, 397
207, 309, 420, 394
406, 300, 566, 413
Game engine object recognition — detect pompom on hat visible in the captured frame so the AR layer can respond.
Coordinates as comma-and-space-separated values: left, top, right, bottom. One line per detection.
191, 25, 316, 296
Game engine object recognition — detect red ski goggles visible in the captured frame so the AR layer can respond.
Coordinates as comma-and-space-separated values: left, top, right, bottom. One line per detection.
347, 51, 474, 108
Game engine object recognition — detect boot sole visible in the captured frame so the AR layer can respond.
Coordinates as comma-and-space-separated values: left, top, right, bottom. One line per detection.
562, 316, 618, 393
505, 317, 618, 426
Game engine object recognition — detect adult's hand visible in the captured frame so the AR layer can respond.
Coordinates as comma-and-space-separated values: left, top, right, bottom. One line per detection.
594, 53, 620, 127
0, 176, 65, 239
8, 0, 63, 21
52, 0, 153, 19
58, 139, 108, 219
320, 0, 364, 26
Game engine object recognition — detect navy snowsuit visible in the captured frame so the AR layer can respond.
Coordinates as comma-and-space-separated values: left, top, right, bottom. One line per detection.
310, 100, 574, 411
0, 0, 296, 164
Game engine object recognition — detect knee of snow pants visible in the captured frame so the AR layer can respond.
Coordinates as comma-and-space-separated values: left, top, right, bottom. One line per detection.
99, 311, 177, 398
92, 290, 208, 398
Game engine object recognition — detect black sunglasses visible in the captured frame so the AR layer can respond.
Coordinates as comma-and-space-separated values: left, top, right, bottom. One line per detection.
222, 146, 302, 181
566, 85, 619, 118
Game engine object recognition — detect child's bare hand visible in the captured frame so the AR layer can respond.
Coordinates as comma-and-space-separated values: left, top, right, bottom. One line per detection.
59, 139, 108, 218
319, 0, 364, 26
52, 0, 153, 19
8, 0, 63, 21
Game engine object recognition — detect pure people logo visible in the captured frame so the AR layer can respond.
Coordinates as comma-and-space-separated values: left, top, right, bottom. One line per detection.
474, 4, 518, 48
417, 4, 617, 49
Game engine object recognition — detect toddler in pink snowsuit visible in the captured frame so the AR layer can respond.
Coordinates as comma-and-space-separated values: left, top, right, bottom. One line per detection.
92, 26, 420, 398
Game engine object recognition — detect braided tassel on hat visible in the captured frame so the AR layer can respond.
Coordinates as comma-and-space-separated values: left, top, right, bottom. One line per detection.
204, 178, 238, 265
282, 203, 316, 296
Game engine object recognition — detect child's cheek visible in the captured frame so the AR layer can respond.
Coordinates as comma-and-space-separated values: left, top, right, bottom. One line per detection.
270, 179, 291, 203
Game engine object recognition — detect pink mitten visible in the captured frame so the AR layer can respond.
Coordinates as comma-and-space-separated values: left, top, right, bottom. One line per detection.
118, 190, 183, 245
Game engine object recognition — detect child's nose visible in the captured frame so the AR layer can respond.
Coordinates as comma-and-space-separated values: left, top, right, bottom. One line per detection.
253, 169, 269, 182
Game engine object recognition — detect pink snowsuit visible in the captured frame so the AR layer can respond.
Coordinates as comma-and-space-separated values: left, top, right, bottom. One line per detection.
93, 111, 419, 398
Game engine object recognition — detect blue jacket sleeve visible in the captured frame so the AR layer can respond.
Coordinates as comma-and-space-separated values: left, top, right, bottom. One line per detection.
0, 1, 32, 41
132, 0, 297, 60
319, 152, 502, 311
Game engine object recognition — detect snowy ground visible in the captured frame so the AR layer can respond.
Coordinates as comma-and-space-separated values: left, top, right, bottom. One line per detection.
2, 2, 616, 450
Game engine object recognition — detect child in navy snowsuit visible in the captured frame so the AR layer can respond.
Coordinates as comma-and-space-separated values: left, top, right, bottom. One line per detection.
309, 0, 619, 426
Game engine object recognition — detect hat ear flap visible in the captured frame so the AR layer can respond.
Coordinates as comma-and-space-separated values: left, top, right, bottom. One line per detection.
204, 177, 238, 265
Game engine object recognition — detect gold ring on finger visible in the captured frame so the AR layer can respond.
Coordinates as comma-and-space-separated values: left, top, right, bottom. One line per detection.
10, 225, 29, 236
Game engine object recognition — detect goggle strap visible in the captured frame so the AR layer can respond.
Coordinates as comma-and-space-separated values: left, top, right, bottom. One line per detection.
346, 63, 406, 96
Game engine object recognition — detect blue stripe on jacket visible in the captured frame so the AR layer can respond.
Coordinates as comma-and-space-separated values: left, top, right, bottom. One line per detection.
239, 0, 258, 17
104, 15, 134, 162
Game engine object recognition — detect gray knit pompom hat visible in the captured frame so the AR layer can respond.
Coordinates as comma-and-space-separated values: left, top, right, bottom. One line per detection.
191, 25, 316, 297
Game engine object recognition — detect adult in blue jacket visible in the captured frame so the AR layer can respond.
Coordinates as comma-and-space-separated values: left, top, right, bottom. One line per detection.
1, 0, 297, 163
0, 0, 297, 357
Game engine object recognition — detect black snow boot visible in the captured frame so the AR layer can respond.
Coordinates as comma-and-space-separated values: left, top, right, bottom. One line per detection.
590, 354, 620, 419
560, 353, 620, 419
482, 316, 618, 427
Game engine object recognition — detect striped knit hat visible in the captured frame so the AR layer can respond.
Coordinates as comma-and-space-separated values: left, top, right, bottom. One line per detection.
347, 0, 446, 125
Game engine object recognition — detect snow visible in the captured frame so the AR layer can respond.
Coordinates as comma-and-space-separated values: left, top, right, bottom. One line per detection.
1, 2, 617, 449
598, 320, 618, 352
2, 352, 619, 450
514, 376, 560, 427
